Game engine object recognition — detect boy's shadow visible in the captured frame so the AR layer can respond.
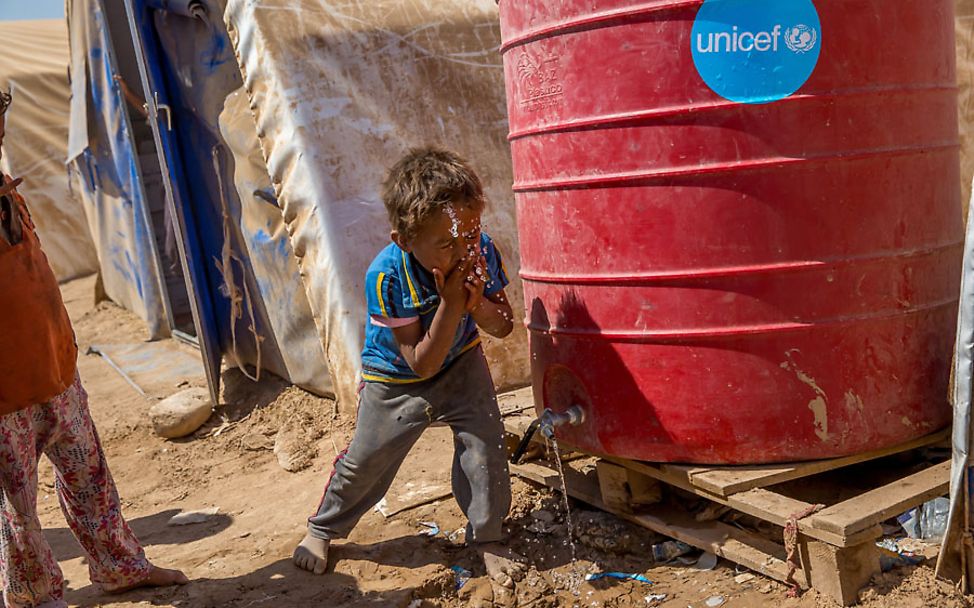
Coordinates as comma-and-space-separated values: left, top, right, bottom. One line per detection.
65, 535, 458, 608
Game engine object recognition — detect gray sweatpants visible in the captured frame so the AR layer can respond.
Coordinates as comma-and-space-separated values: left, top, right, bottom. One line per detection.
308, 346, 511, 543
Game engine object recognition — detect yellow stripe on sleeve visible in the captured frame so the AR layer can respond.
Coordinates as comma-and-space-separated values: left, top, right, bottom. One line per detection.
401, 251, 421, 306
376, 272, 388, 317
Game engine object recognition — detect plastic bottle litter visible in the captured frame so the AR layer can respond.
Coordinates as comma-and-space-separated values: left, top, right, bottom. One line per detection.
919, 497, 950, 540
450, 565, 472, 590
418, 521, 440, 537
584, 571, 653, 584
898, 497, 949, 541
650, 539, 694, 563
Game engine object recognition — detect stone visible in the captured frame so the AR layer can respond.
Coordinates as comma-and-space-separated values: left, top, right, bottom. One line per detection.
167, 507, 220, 526
149, 387, 212, 439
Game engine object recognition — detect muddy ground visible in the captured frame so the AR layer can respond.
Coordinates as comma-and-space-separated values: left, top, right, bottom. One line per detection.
39, 275, 974, 607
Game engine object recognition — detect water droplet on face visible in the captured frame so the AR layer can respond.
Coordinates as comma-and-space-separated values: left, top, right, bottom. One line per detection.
443, 204, 460, 238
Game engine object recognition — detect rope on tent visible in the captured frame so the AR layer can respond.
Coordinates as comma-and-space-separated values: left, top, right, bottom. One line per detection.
211, 145, 263, 382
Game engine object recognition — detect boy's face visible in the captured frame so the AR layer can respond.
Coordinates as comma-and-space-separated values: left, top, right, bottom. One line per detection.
395, 200, 483, 275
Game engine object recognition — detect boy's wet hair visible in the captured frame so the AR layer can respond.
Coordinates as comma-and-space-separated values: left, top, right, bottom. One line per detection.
0, 90, 10, 116
381, 146, 485, 239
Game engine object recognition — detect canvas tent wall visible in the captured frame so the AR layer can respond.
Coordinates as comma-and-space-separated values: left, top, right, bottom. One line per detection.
0, 19, 98, 282
224, 0, 531, 410
72, 0, 533, 409
67, 0, 332, 398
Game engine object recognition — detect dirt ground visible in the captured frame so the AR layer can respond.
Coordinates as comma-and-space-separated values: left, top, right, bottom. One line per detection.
40, 275, 974, 608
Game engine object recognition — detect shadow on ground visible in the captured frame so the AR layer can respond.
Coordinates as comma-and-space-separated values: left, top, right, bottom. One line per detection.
63, 534, 462, 608
45, 508, 234, 563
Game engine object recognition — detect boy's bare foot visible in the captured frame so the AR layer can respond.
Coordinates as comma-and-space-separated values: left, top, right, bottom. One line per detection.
106, 564, 189, 594
476, 542, 526, 589
293, 532, 330, 575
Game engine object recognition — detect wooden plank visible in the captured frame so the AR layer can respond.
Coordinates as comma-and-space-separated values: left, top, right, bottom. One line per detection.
596, 460, 634, 512
617, 505, 807, 589
511, 460, 807, 588
680, 429, 949, 497
604, 455, 880, 547
512, 460, 603, 504
503, 416, 539, 438
658, 463, 711, 485
808, 460, 951, 537
730, 489, 882, 548
595, 461, 662, 512
497, 386, 536, 416
627, 468, 663, 506
503, 418, 587, 462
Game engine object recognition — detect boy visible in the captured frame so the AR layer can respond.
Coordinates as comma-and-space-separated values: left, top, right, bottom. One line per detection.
0, 90, 187, 607
293, 147, 525, 588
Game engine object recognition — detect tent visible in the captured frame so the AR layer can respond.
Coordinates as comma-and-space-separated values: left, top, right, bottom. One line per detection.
67, 0, 533, 408
0, 19, 98, 282
66, 0, 332, 401
223, 0, 530, 409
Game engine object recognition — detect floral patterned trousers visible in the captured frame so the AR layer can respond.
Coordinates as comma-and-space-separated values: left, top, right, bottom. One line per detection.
0, 375, 150, 608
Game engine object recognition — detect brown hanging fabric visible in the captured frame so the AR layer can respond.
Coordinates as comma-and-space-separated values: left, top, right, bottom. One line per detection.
0, 187, 78, 415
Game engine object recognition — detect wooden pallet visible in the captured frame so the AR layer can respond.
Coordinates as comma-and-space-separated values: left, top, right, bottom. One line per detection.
504, 422, 949, 606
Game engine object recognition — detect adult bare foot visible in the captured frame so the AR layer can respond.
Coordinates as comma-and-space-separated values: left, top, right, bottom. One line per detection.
476, 542, 526, 589
293, 532, 330, 575
106, 564, 189, 594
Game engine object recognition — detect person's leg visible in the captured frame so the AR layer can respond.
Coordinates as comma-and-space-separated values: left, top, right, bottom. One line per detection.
436, 348, 511, 542
42, 376, 186, 592
0, 402, 67, 608
295, 381, 431, 574
435, 348, 522, 587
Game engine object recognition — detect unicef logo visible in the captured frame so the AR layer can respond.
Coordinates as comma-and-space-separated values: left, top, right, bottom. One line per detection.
785, 24, 818, 54
691, 0, 822, 104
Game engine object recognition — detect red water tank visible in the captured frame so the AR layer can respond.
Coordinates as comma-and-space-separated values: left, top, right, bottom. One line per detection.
499, 0, 962, 463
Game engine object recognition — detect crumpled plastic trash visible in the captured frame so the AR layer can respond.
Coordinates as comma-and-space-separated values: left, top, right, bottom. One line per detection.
450, 565, 473, 590
898, 497, 949, 541
876, 537, 925, 571
418, 521, 440, 537
584, 572, 653, 584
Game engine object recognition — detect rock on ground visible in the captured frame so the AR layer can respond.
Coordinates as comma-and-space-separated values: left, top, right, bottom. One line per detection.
149, 387, 212, 439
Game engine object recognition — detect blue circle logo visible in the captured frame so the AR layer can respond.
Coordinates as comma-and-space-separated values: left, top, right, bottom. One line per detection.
691, 0, 822, 104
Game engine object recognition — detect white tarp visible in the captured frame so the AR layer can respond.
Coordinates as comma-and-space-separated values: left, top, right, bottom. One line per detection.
218, 87, 332, 395
0, 19, 98, 282
224, 0, 530, 410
